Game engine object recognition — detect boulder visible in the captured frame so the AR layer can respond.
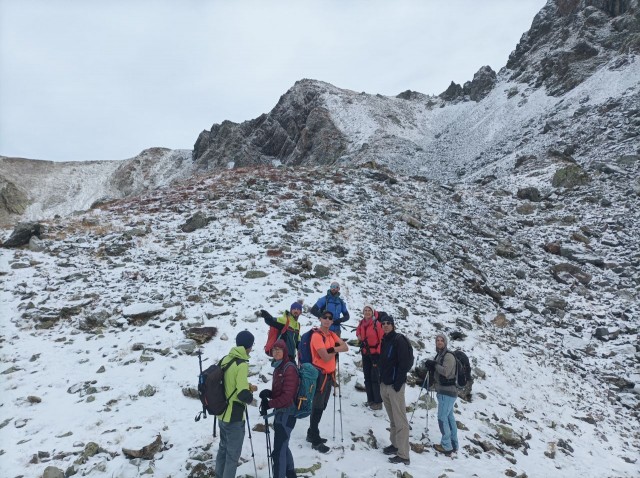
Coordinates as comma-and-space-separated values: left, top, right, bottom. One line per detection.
552, 165, 590, 188
2, 222, 43, 247
517, 187, 542, 202
181, 212, 212, 233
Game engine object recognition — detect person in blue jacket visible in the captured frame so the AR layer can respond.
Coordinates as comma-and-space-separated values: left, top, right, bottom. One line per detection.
310, 281, 350, 336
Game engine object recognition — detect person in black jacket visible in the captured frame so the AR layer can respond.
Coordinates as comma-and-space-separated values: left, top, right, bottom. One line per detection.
378, 315, 412, 466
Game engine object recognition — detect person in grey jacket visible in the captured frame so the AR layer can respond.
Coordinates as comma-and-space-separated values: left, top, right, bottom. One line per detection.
425, 333, 459, 456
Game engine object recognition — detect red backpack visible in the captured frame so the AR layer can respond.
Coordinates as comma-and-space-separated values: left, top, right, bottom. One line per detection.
264, 313, 290, 356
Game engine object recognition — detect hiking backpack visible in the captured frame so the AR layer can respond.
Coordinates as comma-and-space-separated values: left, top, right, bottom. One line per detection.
397, 334, 415, 369
297, 328, 320, 364
264, 313, 290, 356
283, 362, 319, 419
197, 357, 245, 416
441, 350, 471, 388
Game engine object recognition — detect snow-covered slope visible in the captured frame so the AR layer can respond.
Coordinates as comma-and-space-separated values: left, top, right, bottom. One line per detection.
1, 164, 637, 477
0, 148, 193, 226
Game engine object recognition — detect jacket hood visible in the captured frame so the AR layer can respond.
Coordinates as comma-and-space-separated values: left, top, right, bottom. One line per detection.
272, 339, 289, 359
436, 333, 448, 349
228, 345, 250, 361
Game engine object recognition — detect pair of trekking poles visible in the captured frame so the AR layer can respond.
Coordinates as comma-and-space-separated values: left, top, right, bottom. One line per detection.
409, 373, 434, 437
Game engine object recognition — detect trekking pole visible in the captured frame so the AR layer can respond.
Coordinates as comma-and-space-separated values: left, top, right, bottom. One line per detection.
264, 413, 273, 478
337, 361, 343, 443
409, 373, 429, 426
195, 350, 208, 422
333, 386, 337, 441
245, 409, 258, 478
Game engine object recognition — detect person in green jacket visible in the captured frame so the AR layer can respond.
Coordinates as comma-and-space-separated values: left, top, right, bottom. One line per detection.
215, 330, 257, 478
260, 302, 302, 361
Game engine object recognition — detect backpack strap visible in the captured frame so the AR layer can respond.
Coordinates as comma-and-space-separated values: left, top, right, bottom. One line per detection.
223, 357, 249, 402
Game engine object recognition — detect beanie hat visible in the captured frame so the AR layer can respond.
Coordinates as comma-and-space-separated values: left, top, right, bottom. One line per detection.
290, 302, 303, 311
435, 333, 448, 347
330, 281, 340, 290
363, 304, 375, 315
236, 330, 255, 349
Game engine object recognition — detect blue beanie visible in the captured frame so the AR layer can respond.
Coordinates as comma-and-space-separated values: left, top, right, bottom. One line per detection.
236, 330, 255, 349
290, 302, 303, 311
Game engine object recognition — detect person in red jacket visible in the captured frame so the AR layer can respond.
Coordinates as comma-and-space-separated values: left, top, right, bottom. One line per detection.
356, 305, 384, 410
259, 340, 300, 478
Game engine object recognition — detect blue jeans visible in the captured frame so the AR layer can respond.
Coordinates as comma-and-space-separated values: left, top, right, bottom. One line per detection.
272, 408, 297, 478
436, 393, 458, 451
215, 420, 245, 478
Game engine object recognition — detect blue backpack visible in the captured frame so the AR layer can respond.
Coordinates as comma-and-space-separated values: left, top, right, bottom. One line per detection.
298, 328, 320, 364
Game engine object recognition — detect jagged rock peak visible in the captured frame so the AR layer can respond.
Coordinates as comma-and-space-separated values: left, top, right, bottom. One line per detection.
439, 65, 497, 102
192, 78, 348, 170
506, 0, 640, 95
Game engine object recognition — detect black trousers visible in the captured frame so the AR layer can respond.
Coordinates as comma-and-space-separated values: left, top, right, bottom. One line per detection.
362, 353, 382, 404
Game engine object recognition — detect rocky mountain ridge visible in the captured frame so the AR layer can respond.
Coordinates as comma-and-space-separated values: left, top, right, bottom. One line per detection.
2, 1, 639, 227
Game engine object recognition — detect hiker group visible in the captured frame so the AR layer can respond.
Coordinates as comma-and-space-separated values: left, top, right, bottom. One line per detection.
201, 281, 467, 478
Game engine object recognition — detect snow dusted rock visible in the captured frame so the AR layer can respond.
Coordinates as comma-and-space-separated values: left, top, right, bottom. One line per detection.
122, 303, 165, 322
180, 211, 212, 233
174, 339, 198, 355
42, 466, 65, 478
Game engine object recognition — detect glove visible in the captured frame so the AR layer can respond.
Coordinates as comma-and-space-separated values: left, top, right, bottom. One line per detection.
259, 309, 268, 318
326, 347, 336, 354
424, 359, 437, 371
333, 320, 341, 328
259, 398, 270, 416
259, 389, 272, 399
393, 382, 403, 392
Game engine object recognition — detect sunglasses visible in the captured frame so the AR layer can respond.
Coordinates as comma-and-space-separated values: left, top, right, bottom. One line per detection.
322, 315, 333, 319
381, 321, 393, 325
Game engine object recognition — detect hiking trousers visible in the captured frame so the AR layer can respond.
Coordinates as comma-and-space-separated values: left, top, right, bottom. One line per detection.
272, 408, 297, 478
380, 383, 410, 460
308, 372, 333, 439
437, 393, 459, 451
215, 420, 245, 478
362, 353, 382, 404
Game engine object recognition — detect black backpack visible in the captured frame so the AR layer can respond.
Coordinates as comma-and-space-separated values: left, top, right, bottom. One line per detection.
441, 350, 471, 388
197, 357, 245, 417
395, 334, 414, 369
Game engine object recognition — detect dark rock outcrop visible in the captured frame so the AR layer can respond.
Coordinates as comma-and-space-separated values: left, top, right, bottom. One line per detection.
463, 66, 497, 101
2, 222, 43, 247
507, 0, 640, 95
193, 79, 347, 170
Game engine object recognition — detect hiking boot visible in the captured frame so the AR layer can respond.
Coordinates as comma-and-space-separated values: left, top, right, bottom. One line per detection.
306, 433, 327, 444
388, 455, 410, 465
433, 444, 453, 456
312, 442, 330, 453
382, 445, 398, 455
369, 402, 383, 410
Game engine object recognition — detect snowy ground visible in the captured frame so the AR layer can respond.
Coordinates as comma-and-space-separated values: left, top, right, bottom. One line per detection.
1, 165, 637, 478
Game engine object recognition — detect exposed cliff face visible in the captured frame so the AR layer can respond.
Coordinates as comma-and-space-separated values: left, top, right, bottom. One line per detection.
507, 0, 640, 95
192, 79, 348, 170
0, 173, 29, 224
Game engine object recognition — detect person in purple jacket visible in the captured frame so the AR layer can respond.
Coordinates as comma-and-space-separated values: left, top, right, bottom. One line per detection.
259, 339, 300, 478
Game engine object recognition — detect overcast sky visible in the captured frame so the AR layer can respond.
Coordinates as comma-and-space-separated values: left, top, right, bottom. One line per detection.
0, 0, 546, 162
